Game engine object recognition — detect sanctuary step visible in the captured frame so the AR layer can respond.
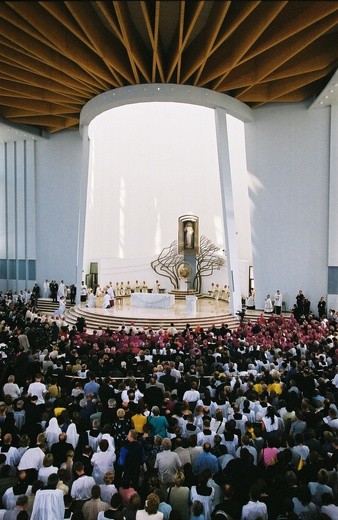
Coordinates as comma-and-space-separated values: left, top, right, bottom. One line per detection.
63, 304, 240, 332
37, 298, 72, 313
169, 289, 202, 300
244, 308, 292, 321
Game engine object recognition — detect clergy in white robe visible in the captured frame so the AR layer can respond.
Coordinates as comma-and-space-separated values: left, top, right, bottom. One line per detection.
45, 418, 62, 450
30, 487, 65, 520
18, 445, 45, 472
86, 290, 96, 308
57, 281, 65, 301
102, 292, 110, 309
66, 423, 79, 450
54, 297, 66, 318
43, 279, 49, 298
91, 440, 116, 485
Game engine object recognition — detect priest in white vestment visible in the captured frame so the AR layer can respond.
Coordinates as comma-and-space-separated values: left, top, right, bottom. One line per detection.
30, 486, 65, 520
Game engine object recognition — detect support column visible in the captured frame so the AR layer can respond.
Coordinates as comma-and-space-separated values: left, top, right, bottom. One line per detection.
76, 125, 90, 303
214, 107, 242, 315
328, 104, 338, 311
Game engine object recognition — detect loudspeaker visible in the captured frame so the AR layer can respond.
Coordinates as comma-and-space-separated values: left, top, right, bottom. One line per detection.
90, 262, 98, 274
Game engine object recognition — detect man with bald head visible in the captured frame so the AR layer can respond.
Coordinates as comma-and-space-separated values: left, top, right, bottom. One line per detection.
50, 432, 74, 467
193, 442, 218, 476
0, 433, 20, 468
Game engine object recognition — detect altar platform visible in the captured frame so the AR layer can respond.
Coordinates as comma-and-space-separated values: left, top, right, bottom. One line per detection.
62, 296, 240, 331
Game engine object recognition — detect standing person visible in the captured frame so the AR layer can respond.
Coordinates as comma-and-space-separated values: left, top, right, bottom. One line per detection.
241, 484, 268, 520
154, 438, 182, 488
153, 280, 161, 293
136, 493, 163, 520
30, 474, 65, 520
82, 485, 109, 520
80, 281, 88, 303
103, 291, 110, 309
107, 285, 115, 307
274, 290, 283, 315
43, 279, 49, 298
86, 289, 96, 308
3, 495, 30, 520
121, 430, 145, 489
318, 297, 326, 318
166, 471, 190, 520
190, 472, 214, 520
31, 283, 40, 305
296, 290, 305, 315
264, 294, 273, 314
57, 280, 65, 301
91, 440, 116, 485
50, 280, 58, 302
148, 407, 169, 438
27, 374, 47, 405
70, 284, 77, 304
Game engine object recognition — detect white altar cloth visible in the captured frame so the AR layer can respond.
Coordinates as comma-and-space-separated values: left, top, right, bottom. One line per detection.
131, 293, 175, 309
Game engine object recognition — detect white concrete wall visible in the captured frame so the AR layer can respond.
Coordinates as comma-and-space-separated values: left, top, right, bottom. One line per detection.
84, 103, 230, 293
245, 101, 330, 310
35, 130, 82, 287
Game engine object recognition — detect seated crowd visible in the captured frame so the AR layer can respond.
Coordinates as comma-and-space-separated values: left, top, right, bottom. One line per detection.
0, 292, 338, 519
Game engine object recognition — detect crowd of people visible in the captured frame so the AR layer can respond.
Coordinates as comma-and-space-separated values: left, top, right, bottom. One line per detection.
0, 289, 338, 519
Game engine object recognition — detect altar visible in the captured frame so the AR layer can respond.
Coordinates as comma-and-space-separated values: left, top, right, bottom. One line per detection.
131, 293, 175, 309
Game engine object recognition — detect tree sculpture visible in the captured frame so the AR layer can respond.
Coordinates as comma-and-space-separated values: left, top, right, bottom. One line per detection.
151, 240, 183, 289
151, 236, 226, 292
193, 236, 226, 293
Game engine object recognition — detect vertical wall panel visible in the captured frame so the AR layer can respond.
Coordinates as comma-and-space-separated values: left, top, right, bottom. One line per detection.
26, 140, 36, 259
16, 141, 26, 260
0, 144, 6, 259
6, 142, 16, 259
0, 138, 37, 291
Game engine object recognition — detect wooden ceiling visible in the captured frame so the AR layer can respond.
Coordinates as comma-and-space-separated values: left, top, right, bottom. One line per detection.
0, 1, 337, 133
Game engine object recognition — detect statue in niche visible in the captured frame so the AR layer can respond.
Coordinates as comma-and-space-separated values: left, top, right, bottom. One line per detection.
184, 221, 195, 249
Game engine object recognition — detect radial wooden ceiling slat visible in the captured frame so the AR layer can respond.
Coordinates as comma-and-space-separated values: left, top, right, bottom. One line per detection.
0, 45, 99, 97
237, 64, 335, 102
0, 83, 84, 105
65, 1, 135, 85
266, 35, 338, 81
40, 1, 98, 53
166, 1, 204, 83
214, 13, 338, 93
9, 114, 79, 127
0, 22, 107, 91
173, 0, 185, 84
7, 1, 115, 84
181, 1, 260, 84
114, 1, 148, 84
151, 1, 165, 83
139, 1, 165, 83
193, 1, 232, 86
210, 2, 287, 90
0, 98, 80, 116
0, 1, 336, 133
243, 1, 338, 63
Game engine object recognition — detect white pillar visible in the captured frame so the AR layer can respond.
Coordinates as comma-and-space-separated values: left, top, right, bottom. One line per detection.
76, 125, 90, 303
328, 104, 338, 311
214, 107, 242, 315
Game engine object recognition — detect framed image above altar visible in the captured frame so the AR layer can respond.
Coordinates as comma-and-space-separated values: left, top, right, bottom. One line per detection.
178, 214, 199, 254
